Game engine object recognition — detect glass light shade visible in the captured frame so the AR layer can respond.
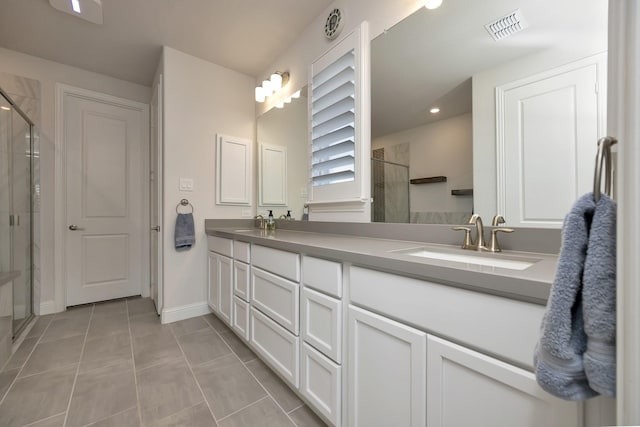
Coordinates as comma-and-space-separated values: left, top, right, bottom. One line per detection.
270, 73, 283, 91
284, 97, 292, 103
291, 90, 301, 99
424, 0, 443, 9
262, 80, 273, 96
255, 86, 266, 103
276, 101, 284, 109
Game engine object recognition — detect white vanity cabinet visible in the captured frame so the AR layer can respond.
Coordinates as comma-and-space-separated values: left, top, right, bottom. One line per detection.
207, 236, 234, 325
426, 335, 580, 427
300, 256, 344, 426
232, 241, 251, 340
249, 245, 301, 388
348, 266, 581, 427
347, 305, 427, 427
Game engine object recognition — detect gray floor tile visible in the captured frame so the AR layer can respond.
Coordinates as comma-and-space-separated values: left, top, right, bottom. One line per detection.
127, 297, 156, 317
203, 313, 231, 333
288, 405, 327, 427
246, 358, 302, 412
40, 316, 89, 343
27, 413, 66, 426
130, 312, 168, 338
192, 354, 266, 419
93, 299, 127, 316
87, 312, 129, 339
54, 305, 93, 321
171, 316, 210, 337
26, 314, 55, 339
20, 335, 84, 377
133, 329, 183, 370
148, 402, 217, 427
66, 362, 137, 427
3, 336, 38, 371
136, 357, 204, 425
0, 364, 76, 427
0, 368, 19, 401
81, 332, 132, 374
219, 330, 256, 362
218, 397, 295, 427
85, 407, 140, 427
177, 328, 232, 366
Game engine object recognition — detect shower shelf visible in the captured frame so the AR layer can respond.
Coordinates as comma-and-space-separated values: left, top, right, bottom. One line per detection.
409, 176, 447, 185
451, 189, 473, 196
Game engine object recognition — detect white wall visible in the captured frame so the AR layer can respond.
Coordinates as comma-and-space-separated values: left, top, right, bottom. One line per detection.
257, 94, 308, 220
373, 113, 473, 215
0, 47, 150, 314
161, 47, 255, 319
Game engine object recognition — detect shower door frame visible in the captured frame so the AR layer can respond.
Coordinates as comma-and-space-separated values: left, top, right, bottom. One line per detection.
0, 86, 35, 339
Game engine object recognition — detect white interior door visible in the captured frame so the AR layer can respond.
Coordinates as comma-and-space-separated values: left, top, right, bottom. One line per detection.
150, 76, 163, 315
63, 89, 147, 306
498, 54, 606, 228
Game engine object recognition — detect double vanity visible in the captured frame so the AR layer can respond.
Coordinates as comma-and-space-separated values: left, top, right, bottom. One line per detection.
205, 219, 607, 427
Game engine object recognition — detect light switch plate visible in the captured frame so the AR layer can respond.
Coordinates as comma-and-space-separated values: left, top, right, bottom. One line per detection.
179, 178, 194, 192
242, 209, 252, 218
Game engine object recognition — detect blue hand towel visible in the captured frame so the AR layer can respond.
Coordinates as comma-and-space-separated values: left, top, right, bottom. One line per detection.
583, 194, 616, 397
534, 193, 598, 400
175, 213, 195, 251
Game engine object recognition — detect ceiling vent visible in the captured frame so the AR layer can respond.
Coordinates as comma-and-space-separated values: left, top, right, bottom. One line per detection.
484, 9, 527, 41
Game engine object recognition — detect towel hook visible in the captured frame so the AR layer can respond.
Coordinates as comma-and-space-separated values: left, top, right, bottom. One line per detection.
176, 198, 194, 214
593, 137, 618, 202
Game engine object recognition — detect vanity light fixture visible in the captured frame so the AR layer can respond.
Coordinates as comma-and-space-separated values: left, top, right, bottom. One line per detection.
276, 101, 285, 109
430, 107, 440, 114
255, 71, 290, 103
291, 90, 301, 99
424, 0, 443, 10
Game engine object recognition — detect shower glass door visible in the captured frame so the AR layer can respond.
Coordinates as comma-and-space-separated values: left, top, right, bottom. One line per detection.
0, 90, 34, 337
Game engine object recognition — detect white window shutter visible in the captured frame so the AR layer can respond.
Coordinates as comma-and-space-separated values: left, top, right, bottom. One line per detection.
308, 22, 371, 222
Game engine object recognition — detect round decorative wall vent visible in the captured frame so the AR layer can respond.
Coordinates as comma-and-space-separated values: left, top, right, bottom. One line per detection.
324, 8, 344, 40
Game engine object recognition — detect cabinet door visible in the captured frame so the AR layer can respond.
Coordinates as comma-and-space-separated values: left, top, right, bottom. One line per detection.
427, 335, 581, 427
348, 305, 427, 427
217, 254, 233, 325
301, 342, 341, 427
207, 251, 219, 311
301, 287, 342, 363
233, 260, 250, 302
232, 296, 249, 341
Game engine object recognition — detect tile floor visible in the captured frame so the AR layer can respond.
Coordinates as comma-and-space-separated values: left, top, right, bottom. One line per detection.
0, 297, 327, 427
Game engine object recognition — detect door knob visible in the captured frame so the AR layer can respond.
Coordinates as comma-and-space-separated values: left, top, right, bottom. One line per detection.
151, 226, 160, 232
68, 224, 84, 231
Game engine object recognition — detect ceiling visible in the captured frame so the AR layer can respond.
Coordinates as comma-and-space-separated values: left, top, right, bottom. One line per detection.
0, 0, 333, 86
371, 0, 608, 138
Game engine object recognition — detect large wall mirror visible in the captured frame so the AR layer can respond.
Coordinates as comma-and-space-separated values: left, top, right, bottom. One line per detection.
371, 0, 607, 227
257, 87, 308, 219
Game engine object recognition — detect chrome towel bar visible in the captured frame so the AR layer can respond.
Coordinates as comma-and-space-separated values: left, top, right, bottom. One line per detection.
593, 136, 618, 202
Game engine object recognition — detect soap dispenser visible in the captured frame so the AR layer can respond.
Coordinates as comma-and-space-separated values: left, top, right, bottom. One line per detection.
267, 210, 276, 231
286, 210, 292, 220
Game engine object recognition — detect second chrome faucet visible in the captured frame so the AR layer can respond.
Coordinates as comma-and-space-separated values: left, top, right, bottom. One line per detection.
453, 214, 514, 252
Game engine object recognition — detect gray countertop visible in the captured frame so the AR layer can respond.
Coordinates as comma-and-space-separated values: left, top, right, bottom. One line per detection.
205, 224, 558, 305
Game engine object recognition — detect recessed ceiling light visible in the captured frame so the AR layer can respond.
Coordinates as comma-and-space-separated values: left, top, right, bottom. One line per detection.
424, 0, 443, 10
71, 0, 81, 13
430, 107, 440, 114
49, 0, 103, 25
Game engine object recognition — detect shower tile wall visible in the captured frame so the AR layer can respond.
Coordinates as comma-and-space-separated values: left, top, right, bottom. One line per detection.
372, 148, 385, 221
384, 143, 410, 223
0, 73, 40, 319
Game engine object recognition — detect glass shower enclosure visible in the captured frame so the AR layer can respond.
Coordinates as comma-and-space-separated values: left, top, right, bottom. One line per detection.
0, 88, 34, 338
371, 158, 410, 223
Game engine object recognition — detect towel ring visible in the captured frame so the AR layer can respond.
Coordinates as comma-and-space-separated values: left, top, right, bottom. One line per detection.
176, 199, 194, 214
593, 136, 618, 202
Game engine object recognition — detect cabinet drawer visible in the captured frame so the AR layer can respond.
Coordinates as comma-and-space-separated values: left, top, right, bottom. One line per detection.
252, 245, 300, 282
250, 307, 299, 388
207, 236, 233, 257
301, 343, 342, 427
251, 267, 299, 335
302, 256, 342, 298
233, 241, 251, 263
234, 261, 250, 302
301, 287, 342, 364
232, 297, 249, 341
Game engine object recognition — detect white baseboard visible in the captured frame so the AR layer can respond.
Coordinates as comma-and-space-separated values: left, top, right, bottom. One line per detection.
161, 301, 211, 324
39, 300, 58, 316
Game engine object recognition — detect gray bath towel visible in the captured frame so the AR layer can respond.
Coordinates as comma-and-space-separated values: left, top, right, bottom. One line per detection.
534, 193, 598, 400
583, 194, 616, 397
175, 213, 195, 251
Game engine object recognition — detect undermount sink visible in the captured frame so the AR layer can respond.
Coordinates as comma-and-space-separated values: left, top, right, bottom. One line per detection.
391, 246, 538, 270
232, 229, 254, 232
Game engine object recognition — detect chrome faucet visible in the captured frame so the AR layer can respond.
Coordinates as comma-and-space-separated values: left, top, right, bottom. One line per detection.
255, 214, 266, 230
